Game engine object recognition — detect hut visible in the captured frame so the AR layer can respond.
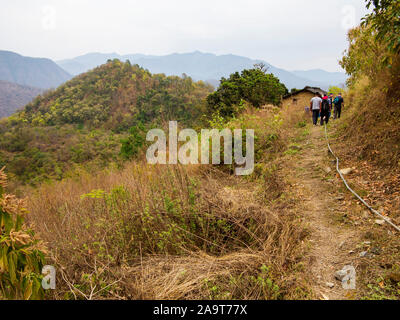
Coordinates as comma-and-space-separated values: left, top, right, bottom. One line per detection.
282, 86, 327, 110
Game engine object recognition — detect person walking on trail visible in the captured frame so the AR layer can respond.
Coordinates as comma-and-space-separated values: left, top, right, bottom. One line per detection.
310, 92, 322, 126
333, 93, 344, 119
320, 94, 331, 126
328, 93, 334, 119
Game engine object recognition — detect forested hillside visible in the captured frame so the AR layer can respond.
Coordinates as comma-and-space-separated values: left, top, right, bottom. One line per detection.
1, 57, 300, 300
0, 59, 213, 184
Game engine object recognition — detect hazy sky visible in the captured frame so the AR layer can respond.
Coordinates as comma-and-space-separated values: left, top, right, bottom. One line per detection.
1, 0, 370, 72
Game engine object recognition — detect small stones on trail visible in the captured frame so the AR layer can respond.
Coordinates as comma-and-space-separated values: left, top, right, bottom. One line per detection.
375, 219, 385, 225
335, 265, 355, 282
336, 195, 345, 201
340, 167, 355, 175
324, 167, 332, 174
339, 241, 345, 249
359, 247, 381, 258
335, 270, 347, 281
326, 282, 335, 289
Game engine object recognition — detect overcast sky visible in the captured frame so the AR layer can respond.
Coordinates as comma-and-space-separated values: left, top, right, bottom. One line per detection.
1, 0, 370, 72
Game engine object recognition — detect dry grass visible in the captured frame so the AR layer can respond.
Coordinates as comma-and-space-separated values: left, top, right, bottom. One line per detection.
25, 164, 309, 300
338, 56, 400, 169
22, 107, 312, 300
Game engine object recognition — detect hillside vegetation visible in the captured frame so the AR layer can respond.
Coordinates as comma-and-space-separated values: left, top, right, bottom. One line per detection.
24, 105, 312, 300
0, 59, 213, 184
325, 0, 400, 299
207, 66, 287, 118
0, 54, 307, 299
3, 0, 399, 300
339, 0, 400, 168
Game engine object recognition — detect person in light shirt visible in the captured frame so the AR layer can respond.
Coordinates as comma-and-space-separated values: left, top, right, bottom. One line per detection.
310, 92, 322, 126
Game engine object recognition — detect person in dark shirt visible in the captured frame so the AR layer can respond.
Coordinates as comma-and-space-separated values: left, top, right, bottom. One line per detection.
333, 93, 344, 119
320, 94, 331, 125
328, 93, 334, 120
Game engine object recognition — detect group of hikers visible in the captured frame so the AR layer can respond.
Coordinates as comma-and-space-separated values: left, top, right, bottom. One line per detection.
310, 92, 344, 126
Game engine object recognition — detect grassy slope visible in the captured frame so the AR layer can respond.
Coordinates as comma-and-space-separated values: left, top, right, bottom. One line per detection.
24, 106, 314, 300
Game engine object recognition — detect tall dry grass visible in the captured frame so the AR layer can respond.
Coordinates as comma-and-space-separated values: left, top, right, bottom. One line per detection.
24, 107, 312, 300
338, 56, 400, 169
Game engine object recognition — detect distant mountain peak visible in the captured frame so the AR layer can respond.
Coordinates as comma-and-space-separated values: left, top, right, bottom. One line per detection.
0, 50, 72, 89
0, 80, 43, 118
56, 51, 347, 90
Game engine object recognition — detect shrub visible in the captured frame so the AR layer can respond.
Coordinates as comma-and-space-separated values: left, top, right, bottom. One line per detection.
207, 68, 287, 118
119, 124, 146, 160
0, 167, 47, 299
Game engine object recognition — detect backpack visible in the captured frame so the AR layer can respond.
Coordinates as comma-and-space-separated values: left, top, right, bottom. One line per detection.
333, 97, 339, 105
321, 99, 330, 112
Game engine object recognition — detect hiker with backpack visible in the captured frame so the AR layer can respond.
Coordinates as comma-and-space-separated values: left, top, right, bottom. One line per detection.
333, 93, 344, 119
320, 94, 331, 125
310, 92, 322, 126
328, 93, 334, 119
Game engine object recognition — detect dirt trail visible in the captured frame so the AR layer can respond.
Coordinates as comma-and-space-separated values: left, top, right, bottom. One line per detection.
288, 125, 361, 300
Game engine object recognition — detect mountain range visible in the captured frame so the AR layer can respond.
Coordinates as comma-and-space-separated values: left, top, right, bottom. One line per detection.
0, 50, 72, 118
0, 50, 72, 89
57, 52, 347, 90
0, 50, 347, 119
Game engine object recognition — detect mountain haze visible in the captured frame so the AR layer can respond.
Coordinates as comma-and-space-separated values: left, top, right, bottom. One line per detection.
58, 52, 347, 90
0, 50, 72, 89
0, 60, 213, 182
291, 69, 347, 88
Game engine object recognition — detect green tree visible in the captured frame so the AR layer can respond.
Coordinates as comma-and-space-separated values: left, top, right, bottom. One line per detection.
207, 68, 287, 118
340, 25, 388, 86
328, 86, 343, 96
363, 0, 400, 55
120, 123, 146, 159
